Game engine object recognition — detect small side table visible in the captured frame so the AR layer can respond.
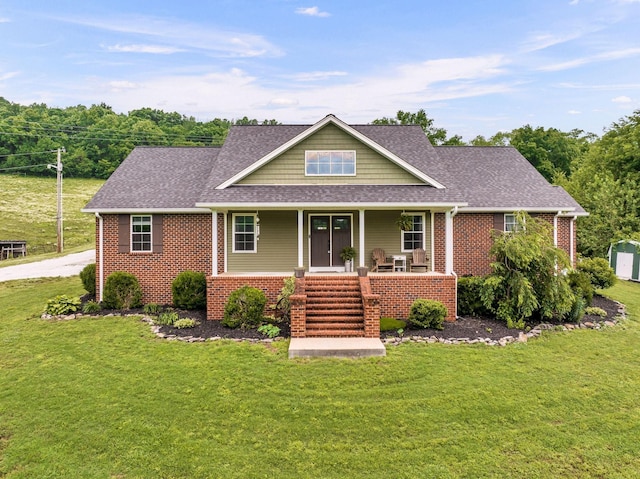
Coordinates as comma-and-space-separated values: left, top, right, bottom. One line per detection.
392, 255, 406, 272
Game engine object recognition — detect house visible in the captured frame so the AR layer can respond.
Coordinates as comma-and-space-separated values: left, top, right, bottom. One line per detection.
83, 114, 586, 338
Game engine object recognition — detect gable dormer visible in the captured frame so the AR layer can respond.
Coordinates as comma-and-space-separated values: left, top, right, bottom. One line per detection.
217, 115, 445, 189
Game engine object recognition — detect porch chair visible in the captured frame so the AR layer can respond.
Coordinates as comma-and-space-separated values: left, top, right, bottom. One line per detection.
371, 248, 394, 272
410, 248, 429, 272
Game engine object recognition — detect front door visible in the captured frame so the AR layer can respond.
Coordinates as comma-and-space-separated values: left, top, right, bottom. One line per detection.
310, 215, 352, 271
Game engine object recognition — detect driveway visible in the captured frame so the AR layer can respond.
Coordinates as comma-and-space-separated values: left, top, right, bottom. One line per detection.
0, 250, 95, 283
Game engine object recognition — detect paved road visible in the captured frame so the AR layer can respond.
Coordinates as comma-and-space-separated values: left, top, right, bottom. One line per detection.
0, 250, 95, 282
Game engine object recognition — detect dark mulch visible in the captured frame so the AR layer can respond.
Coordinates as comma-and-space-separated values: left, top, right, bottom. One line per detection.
84, 294, 622, 342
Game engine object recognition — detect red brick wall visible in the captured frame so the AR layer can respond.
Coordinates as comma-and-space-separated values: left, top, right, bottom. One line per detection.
433, 213, 446, 273
206, 275, 289, 320
453, 213, 494, 276
369, 273, 457, 321
98, 213, 212, 305
452, 213, 577, 276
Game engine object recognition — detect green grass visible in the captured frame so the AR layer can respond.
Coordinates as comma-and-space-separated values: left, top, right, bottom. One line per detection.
0, 174, 103, 257
1, 278, 639, 478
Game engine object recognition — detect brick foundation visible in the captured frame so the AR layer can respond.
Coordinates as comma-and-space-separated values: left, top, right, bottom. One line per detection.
369, 273, 457, 322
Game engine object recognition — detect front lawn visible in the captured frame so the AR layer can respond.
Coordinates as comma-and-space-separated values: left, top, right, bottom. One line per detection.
1, 277, 639, 478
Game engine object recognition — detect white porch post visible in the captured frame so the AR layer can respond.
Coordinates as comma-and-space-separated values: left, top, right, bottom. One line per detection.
359, 209, 365, 268
297, 209, 304, 268
223, 212, 228, 273
211, 210, 218, 276
430, 211, 435, 272
570, 216, 576, 265
445, 209, 455, 275
553, 211, 560, 247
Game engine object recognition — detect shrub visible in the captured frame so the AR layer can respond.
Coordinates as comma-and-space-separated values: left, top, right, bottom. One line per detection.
568, 270, 595, 306
481, 212, 574, 329
577, 257, 617, 289
44, 295, 81, 316
103, 271, 143, 310
82, 300, 102, 314
457, 276, 491, 316
79, 263, 96, 296
274, 276, 295, 322
173, 318, 198, 329
155, 311, 179, 326
565, 295, 586, 323
258, 324, 281, 338
585, 306, 607, 318
172, 271, 207, 310
407, 299, 447, 330
380, 317, 407, 332
222, 285, 267, 329
143, 303, 162, 315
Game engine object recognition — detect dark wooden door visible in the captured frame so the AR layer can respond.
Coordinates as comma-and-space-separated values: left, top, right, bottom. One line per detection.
331, 216, 351, 266
310, 216, 331, 267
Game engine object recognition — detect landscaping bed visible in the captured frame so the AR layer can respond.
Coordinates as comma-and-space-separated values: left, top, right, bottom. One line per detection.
82, 293, 622, 343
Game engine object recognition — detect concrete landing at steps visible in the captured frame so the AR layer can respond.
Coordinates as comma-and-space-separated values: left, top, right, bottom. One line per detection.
288, 338, 386, 359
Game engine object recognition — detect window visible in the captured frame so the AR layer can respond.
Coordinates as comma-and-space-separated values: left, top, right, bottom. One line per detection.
504, 214, 523, 233
233, 214, 257, 253
305, 151, 356, 176
131, 215, 152, 252
402, 214, 425, 252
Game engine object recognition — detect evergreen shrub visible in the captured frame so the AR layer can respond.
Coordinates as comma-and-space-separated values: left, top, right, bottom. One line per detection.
407, 299, 447, 330
103, 271, 143, 310
222, 285, 267, 329
80, 263, 96, 296
172, 270, 207, 310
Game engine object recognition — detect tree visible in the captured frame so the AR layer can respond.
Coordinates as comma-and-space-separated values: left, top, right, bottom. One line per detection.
481, 212, 574, 328
372, 109, 457, 145
508, 125, 585, 182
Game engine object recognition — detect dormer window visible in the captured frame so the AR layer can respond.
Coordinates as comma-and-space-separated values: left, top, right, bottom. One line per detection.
305, 150, 356, 176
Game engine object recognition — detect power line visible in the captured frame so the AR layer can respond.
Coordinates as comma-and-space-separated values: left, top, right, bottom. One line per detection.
0, 163, 52, 172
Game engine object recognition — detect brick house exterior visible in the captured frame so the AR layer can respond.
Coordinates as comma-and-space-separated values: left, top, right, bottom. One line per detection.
84, 115, 586, 338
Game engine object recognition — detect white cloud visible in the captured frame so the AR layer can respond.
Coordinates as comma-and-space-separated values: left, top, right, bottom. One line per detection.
106, 44, 184, 54
0, 17, 10, 23
0, 71, 19, 81
263, 98, 300, 108
289, 71, 348, 82
612, 96, 632, 103
539, 47, 640, 71
108, 80, 138, 92
55, 14, 284, 58
568, 109, 581, 115
295, 7, 331, 17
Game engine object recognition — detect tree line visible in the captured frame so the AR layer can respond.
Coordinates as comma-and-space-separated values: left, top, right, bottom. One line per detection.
0, 97, 638, 258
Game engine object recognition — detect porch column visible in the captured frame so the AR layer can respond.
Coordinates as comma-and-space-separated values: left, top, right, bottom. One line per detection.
359, 209, 365, 268
445, 209, 455, 275
297, 209, 304, 268
212, 210, 218, 276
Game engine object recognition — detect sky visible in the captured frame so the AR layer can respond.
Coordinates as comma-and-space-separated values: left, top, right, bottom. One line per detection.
1, 0, 640, 140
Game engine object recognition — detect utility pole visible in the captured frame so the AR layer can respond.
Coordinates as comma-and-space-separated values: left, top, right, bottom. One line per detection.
48, 148, 64, 253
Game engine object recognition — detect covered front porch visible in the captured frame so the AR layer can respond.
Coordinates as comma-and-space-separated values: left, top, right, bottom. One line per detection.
209, 207, 460, 276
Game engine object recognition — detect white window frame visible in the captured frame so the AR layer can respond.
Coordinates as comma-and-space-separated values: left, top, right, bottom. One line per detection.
504, 213, 523, 233
232, 213, 258, 253
131, 215, 152, 252
401, 213, 426, 253
305, 150, 356, 176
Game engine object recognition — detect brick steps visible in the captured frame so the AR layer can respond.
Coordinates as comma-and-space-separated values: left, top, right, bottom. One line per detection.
304, 276, 365, 338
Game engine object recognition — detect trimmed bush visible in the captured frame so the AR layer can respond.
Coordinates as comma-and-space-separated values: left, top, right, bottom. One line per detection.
407, 299, 447, 330
222, 285, 267, 329
172, 270, 207, 310
457, 276, 491, 317
79, 263, 96, 296
103, 271, 143, 310
44, 295, 81, 316
577, 257, 617, 289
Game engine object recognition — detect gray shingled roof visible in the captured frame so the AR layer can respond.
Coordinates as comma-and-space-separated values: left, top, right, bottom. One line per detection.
84, 147, 220, 210
83, 120, 585, 214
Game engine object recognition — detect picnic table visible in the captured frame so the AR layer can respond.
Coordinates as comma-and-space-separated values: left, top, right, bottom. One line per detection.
0, 240, 27, 260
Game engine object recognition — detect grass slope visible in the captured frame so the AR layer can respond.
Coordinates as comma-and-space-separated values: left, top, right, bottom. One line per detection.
0, 175, 103, 255
0, 278, 639, 478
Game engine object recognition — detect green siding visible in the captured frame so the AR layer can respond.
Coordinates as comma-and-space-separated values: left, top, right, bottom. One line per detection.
364, 210, 432, 270
238, 123, 423, 185
227, 211, 298, 272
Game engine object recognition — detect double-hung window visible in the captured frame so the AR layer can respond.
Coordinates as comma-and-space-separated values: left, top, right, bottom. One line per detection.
233, 214, 257, 253
305, 151, 356, 176
401, 214, 425, 252
131, 215, 152, 252
504, 213, 523, 233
